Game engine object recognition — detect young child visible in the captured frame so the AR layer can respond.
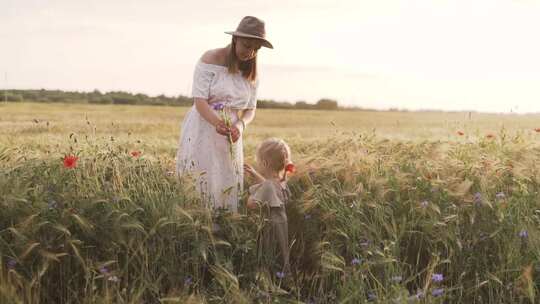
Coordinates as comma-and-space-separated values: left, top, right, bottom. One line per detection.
244, 138, 295, 275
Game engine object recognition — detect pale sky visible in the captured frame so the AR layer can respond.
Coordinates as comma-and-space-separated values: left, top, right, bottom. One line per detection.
1, 0, 540, 113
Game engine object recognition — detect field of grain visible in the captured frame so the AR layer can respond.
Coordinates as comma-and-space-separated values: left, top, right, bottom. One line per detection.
1, 102, 540, 303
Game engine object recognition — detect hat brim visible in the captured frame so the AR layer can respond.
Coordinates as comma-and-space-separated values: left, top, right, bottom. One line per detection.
225, 31, 273, 49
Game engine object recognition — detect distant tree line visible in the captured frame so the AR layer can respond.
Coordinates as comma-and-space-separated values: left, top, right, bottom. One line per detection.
0, 89, 343, 110
257, 98, 339, 110
0, 89, 192, 107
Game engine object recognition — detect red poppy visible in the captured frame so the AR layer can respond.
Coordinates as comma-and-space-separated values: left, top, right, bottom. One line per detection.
457, 131, 464, 136
534, 128, 540, 133
486, 134, 495, 139
285, 163, 296, 174
131, 151, 142, 158
63, 155, 78, 168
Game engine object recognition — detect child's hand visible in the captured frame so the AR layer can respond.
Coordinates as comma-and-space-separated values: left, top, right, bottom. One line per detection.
244, 163, 257, 177
244, 164, 265, 183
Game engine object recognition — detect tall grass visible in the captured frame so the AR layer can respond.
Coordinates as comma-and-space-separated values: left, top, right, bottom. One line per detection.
1, 129, 539, 303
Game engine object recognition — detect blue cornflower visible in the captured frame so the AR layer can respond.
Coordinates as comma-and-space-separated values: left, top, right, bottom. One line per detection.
479, 232, 489, 241
432, 273, 444, 282
432, 288, 444, 297
99, 266, 109, 275
7, 259, 17, 270
276, 271, 286, 279
184, 276, 193, 286
212, 103, 225, 111
351, 258, 362, 266
519, 230, 528, 238
47, 200, 57, 209
474, 192, 482, 204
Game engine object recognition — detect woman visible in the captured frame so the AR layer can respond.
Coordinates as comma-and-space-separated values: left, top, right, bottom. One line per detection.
176, 16, 273, 213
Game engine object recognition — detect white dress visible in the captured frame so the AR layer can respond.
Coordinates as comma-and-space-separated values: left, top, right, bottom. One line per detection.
176, 60, 258, 213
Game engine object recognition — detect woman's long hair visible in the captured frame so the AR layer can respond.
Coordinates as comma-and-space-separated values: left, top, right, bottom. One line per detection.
227, 37, 257, 83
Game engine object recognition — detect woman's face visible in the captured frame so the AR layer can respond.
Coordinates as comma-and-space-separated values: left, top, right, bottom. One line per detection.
234, 37, 262, 61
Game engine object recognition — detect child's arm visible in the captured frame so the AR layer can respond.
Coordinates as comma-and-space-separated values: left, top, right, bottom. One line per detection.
246, 196, 260, 210
244, 164, 265, 184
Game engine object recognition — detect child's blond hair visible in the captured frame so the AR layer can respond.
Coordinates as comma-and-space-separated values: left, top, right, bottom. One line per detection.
256, 138, 291, 175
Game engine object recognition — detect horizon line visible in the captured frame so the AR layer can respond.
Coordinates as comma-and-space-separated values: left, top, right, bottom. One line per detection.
3, 88, 540, 116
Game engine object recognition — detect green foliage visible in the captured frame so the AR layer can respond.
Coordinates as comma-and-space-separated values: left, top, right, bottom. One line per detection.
0, 89, 346, 110
1, 91, 23, 102
0, 90, 194, 108
315, 99, 338, 110
1, 132, 540, 303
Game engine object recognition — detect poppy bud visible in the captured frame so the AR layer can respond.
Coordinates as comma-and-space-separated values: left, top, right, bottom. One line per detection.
285, 163, 296, 174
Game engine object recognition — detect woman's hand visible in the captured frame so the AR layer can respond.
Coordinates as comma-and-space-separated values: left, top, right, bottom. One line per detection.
230, 124, 242, 142
230, 120, 244, 143
215, 120, 230, 136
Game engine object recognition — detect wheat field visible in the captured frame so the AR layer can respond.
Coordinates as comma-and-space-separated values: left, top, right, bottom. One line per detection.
1, 102, 540, 303
2, 102, 539, 158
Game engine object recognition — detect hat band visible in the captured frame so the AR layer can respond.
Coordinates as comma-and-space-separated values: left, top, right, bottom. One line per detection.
237, 31, 265, 38
236, 26, 265, 37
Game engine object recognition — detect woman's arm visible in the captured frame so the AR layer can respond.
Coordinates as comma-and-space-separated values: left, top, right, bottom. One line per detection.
240, 108, 256, 126
194, 98, 221, 126
231, 108, 256, 142
194, 98, 229, 135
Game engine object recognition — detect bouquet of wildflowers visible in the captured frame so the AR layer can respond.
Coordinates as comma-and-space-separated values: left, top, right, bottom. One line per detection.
212, 102, 241, 202
212, 102, 235, 160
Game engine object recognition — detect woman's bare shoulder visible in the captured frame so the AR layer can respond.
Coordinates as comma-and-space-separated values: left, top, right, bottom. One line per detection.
200, 48, 227, 66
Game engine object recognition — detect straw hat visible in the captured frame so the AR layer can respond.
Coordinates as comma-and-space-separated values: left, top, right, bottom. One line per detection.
225, 16, 273, 49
